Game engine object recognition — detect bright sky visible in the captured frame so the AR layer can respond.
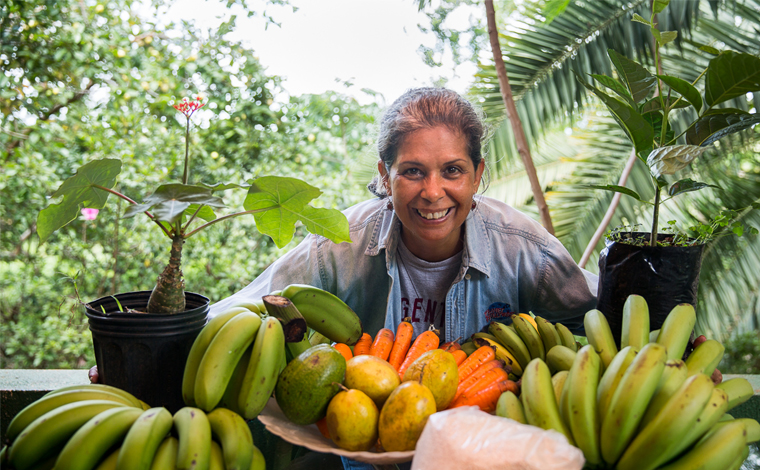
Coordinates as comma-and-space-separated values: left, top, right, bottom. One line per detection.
161, 0, 480, 105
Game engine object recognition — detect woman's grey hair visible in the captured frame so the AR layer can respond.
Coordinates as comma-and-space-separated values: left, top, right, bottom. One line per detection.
367, 87, 488, 198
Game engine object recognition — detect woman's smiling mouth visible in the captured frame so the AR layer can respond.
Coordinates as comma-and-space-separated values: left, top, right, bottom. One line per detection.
415, 208, 451, 220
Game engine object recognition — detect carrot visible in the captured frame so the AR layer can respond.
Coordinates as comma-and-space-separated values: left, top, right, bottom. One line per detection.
388, 320, 414, 371
440, 341, 462, 352
453, 360, 505, 402
457, 345, 496, 384
452, 349, 468, 366
316, 417, 330, 439
454, 363, 509, 402
397, 330, 440, 380
353, 333, 373, 356
333, 343, 353, 362
450, 379, 518, 412
369, 328, 395, 361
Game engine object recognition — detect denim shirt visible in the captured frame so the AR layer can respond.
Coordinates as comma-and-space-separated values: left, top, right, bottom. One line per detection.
210, 196, 598, 339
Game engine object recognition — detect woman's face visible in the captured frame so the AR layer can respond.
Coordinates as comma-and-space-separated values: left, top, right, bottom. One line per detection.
380, 126, 484, 262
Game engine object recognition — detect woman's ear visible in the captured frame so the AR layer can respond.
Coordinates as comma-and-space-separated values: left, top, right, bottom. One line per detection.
474, 160, 486, 192
377, 160, 391, 195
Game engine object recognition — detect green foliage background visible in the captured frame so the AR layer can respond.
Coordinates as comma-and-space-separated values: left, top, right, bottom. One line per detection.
0, 0, 377, 368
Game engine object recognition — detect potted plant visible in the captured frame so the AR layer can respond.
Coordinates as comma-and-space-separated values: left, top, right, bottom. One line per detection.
576, 0, 760, 342
36, 95, 351, 411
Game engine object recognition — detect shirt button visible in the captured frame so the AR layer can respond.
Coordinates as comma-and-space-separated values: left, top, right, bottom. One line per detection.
465, 274, 471, 280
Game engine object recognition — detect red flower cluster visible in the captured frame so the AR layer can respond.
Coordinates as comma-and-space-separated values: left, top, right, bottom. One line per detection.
173, 96, 205, 117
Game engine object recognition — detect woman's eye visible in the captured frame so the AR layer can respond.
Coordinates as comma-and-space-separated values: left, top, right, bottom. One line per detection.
446, 166, 463, 175
403, 168, 422, 176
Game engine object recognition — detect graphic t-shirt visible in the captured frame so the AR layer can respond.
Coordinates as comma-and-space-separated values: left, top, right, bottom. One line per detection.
396, 238, 462, 339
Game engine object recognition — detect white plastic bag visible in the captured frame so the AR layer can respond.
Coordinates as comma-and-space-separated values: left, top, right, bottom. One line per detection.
411, 407, 584, 470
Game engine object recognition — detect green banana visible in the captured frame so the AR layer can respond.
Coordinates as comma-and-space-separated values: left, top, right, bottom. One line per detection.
54, 406, 143, 470
471, 331, 500, 343
116, 407, 173, 470
224, 301, 262, 316
472, 337, 523, 376
656, 303, 696, 361
600, 342, 666, 466
512, 314, 545, 361
551, 370, 569, 404
488, 321, 532, 369
209, 441, 225, 470
286, 335, 312, 360
596, 345, 638, 421
182, 306, 252, 406
220, 343, 253, 415
495, 390, 527, 424
616, 373, 714, 470
43, 384, 143, 408
95, 448, 120, 470
520, 358, 574, 445
545, 344, 577, 374
207, 407, 254, 470
719, 413, 735, 422
239, 316, 286, 420
726, 445, 751, 470
535, 316, 562, 353
250, 444, 266, 470
174, 407, 212, 470
195, 310, 262, 411
621, 294, 649, 350
685, 338, 725, 377
308, 330, 332, 347
638, 359, 688, 428
739, 417, 760, 443
649, 329, 660, 343
583, 309, 618, 370
150, 437, 179, 470
8, 400, 127, 470
716, 377, 755, 411
566, 345, 603, 467
656, 419, 748, 470
555, 322, 578, 352
663, 387, 729, 463
5, 388, 138, 442
281, 284, 363, 345
460, 341, 477, 356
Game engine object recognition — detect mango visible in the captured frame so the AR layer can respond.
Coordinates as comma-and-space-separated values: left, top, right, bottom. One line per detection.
275, 344, 346, 425
378, 381, 436, 452
326, 389, 379, 451
402, 349, 458, 410
344, 355, 400, 408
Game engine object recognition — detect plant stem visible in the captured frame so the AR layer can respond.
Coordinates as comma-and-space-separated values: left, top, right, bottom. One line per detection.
182, 116, 190, 185
184, 208, 274, 239
651, 182, 661, 246
92, 184, 172, 238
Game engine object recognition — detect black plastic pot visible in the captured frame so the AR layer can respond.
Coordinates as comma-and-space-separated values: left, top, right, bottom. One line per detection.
84, 291, 209, 413
596, 232, 704, 345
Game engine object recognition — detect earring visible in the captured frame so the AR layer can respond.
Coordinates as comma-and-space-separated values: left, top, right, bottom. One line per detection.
387, 199, 394, 211
471, 201, 477, 211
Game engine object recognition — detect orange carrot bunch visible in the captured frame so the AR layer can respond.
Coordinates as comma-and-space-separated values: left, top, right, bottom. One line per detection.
457, 345, 496, 383
397, 330, 440, 379
449, 378, 518, 412
353, 332, 373, 356
388, 319, 414, 371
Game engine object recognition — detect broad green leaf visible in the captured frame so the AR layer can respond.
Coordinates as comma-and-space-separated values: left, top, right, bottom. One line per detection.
641, 97, 690, 114
608, 49, 657, 104
591, 74, 634, 104
646, 145, 708, 177
698, 45, 720, 55
631, 13, 652, 26
668, 178, 720, 197
576, 74, 654, 156
244, 176, 322, 248
656, 75, 702, 112
200, 182, 250, 192
37, 158, 122, 243
543, 0, 571, 24
297, 206, 351, 244
585, 185, 644, 202
185, 204, 217, 222
704, 52, 760, 107
653, 0, 670, 14
642, 111, 675, 147
652, 28, 677, 46
685, 113, 760, 147
123, 184, 225, 224
702, 108, 749, 116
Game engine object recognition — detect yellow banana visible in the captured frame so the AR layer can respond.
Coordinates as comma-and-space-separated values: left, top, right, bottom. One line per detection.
649, 329, 660, 343
656, 303, 696, 361
663, 387, 729, 463
685, 338, 724, 377
495, 390, 527, 424
596, 345, 638, 421
150, 437, 179, 470
545, 344, 577, 374
638, 359, 688, 428
512, 314, 545, 361
174, 406, 212, 470
535, 316, 562, 353
239, 316, 286, 420
43, 383, 143, 408
250, 444, 266, 470
488, 321, 532, 369
473, 337, 522, 376
54, 407, 143, 470
207, 407, 254, 470
555, 322, 578, 352
209, 441, 225, 470
716, 377, 755, 411
116, 407, 174, 470
656, 419, 748, 470
224, 301, 261, 316
220, 343, 253, 415
616, 373, 715, 470
600, 342, 666, 466
182, 306, 252, 406
281, 284, 363, 345
566, 345, 603, 467
521, 358, 574, 445
551, 370, 569, 404
621, 294, 649, 350
8, 400, 127, 470
584, 309, 618, 370
518, 313, 538, 331
95, 448, 120, 470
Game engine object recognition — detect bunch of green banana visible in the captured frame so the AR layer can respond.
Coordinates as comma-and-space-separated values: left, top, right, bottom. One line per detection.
280, 284, 364, 345
182, 305, 286, 419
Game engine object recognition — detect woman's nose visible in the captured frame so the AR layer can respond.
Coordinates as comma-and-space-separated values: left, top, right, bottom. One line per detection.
421, 175, 445, 201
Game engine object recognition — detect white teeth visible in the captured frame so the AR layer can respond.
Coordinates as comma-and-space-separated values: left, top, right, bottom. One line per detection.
417, 209, 449, 220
